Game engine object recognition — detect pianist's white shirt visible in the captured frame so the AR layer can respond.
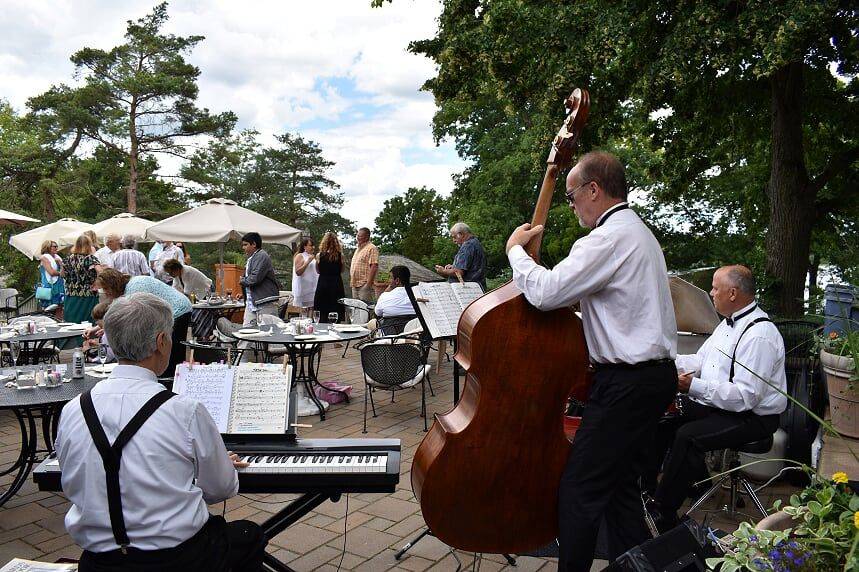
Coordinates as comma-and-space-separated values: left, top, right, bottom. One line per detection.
676, 301, 788, 415
508, 204, 677, 365
56, 365, 238, 552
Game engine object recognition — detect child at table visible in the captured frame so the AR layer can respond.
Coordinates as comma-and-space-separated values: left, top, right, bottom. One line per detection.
83, 302, 115, 363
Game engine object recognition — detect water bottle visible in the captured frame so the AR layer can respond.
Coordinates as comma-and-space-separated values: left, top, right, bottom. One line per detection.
72, 350, 85, 379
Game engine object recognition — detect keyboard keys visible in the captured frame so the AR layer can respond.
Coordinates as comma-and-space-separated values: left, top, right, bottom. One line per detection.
236, 452, 388, 473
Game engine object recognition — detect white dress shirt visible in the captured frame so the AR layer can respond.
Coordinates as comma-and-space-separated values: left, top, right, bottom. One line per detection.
95, 246, 115, 267
56, 365, 238, 552
155, 245, 182, 282
374, 286, 415, 318
112, 248, 151, 277
508, 204, 676, 364
676, 302, 787, 415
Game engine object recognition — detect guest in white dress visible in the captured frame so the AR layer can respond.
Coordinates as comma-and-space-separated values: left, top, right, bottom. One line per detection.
292, 237, 318, 310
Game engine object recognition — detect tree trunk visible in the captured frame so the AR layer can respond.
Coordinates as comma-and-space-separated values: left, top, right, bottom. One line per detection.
128, 101, 138, 214
42, 182, 56, 221
764, 62, 814, 317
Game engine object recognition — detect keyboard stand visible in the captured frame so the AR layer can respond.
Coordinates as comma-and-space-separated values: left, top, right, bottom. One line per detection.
260, 492, 341, 572
394, 528, 517, 567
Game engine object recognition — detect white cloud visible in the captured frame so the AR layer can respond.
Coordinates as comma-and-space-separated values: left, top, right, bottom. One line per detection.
0, 0, 466, 229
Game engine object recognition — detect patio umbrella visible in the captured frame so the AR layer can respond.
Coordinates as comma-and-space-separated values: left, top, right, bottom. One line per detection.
378, 254, 444, 283
9, 218, 93, 259
0, 209, 40, 228
91, 213, 155, 241
144, 198, 302, 290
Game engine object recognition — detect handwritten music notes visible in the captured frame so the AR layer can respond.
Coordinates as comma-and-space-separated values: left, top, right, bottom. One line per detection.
230, 364, 290, 434
174, 362, 292, 434
413, 282, 485, 339
174, 363, 233, 433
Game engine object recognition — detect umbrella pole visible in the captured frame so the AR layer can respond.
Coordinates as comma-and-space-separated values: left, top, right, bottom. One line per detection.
219, 243, 225, 296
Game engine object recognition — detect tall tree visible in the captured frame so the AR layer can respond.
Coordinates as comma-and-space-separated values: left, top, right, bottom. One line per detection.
182, 131, 354, 239
392, 0, 857, 316
65, 2, 235, 213
374, 186, 447, 263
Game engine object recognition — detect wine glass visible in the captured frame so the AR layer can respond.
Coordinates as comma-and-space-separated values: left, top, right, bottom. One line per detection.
98, 343, 109, 373
9, 341, 20, 381
226, 288, 233, 302
312, 311, 321, 325
327, 312, 338, 331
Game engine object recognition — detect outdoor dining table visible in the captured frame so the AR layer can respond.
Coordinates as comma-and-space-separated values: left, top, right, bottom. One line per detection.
191, 300, 245, 339
0, 325, 87, 365
229, 324, 370, 420
0, 366, 100, 507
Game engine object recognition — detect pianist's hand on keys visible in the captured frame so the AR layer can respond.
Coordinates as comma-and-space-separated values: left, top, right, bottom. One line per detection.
229, 451, 250, 469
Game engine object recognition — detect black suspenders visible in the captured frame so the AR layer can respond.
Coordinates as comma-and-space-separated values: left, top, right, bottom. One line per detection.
80, 389, 175, 550
728, 317, 772, 383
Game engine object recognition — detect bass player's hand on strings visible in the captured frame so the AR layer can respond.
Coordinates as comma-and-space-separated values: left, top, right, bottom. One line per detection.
506, 223, 545, 254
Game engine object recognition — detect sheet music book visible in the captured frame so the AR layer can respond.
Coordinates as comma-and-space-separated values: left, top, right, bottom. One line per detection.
411, 281, 484, 339
173, 363, 292, 434
0, 560, 76, 572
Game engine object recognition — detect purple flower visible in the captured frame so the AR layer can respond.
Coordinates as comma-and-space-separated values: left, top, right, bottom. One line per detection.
749, 534, 758, 542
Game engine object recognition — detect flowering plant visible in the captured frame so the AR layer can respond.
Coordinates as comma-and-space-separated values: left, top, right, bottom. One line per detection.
708, 471, 859, 571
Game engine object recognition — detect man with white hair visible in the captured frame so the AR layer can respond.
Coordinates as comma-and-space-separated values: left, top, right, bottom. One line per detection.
435, 222, 487, 290
111, 236, 150, 277
55, 293, 266, 571
95, 234, 121, 268
647, 264, 787, 533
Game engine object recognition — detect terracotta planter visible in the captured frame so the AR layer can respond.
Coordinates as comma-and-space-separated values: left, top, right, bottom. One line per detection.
755, 510, 795, 532
821, 349, 859, 438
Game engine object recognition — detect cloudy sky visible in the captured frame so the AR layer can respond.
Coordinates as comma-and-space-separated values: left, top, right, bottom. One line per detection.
0, 0, 466, 229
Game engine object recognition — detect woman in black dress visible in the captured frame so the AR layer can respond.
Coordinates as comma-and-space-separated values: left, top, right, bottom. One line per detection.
313, 232, 346, 322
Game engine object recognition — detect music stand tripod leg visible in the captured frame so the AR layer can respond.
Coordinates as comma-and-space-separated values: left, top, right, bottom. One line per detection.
394, 528, 517, 567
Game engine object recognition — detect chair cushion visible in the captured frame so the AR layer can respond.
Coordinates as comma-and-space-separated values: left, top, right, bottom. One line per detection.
737, 437, 774, 454
367, 364, 430, 389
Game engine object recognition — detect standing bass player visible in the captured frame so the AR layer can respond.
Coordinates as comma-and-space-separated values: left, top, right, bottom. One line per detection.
505, 151, 677, 571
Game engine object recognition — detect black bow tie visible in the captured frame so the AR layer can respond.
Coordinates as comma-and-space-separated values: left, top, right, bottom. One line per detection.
726, 305, 757, 327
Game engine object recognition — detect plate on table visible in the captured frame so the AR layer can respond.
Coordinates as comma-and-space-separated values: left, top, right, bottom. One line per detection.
55, 322, 76, 327
59, 324, 88, 331
89, 363, 117, 374
293, 335, 316, 341
238, 328, 261, 335
337, 327, 365, 333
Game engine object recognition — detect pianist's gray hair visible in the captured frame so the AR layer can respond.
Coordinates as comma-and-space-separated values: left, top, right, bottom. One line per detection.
104, 293, 174, 362
450, 222, 471, 236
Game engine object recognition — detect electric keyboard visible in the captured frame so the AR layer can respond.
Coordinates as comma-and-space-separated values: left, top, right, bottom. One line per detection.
33, 438, 401, 495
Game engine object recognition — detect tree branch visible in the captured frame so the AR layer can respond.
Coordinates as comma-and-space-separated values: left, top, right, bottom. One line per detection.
810, 145, 859, 195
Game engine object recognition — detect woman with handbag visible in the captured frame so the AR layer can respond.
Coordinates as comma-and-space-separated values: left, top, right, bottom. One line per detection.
37, 240, 65, 315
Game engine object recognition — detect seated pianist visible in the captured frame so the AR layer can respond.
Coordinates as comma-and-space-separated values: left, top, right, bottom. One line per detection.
647, 265, 787, 532
374, 265, 417, 335
55, 292, 267, 571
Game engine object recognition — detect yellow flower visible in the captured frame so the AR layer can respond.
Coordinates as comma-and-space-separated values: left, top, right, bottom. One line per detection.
833, 471, 849, 484
854, 511, 859, 529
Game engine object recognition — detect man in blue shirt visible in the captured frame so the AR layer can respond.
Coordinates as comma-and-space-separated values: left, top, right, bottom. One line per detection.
434, 222, 487, 290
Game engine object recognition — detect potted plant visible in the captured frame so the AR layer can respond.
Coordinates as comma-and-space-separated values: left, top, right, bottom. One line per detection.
709, 470, 859, 571
820, 331, 859, 438
373, 270, 391, 297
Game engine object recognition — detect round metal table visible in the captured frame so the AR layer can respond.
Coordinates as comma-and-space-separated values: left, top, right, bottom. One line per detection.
191, 301, 245, 339
230, 325, 370, 420
0, 326, 87, 365
0, 367, 99, 506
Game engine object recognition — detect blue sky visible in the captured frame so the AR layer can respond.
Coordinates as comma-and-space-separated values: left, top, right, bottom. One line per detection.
0, 0, 466, 229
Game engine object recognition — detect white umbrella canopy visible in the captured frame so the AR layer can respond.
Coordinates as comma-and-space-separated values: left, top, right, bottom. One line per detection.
90, 213, 155, 241
144, 198, 301, 245
0, 209, 40, 227
9, 218, 93, 259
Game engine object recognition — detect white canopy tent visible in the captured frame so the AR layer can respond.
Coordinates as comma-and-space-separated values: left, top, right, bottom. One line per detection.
0, 209, 40, 228
89, 213, 155, 242
9, 218, 93, 259
144, 198, 302, 289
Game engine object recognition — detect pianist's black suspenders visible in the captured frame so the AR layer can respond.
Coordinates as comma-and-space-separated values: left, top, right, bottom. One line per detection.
80, 389, 175, 551
728, 317, 772, 383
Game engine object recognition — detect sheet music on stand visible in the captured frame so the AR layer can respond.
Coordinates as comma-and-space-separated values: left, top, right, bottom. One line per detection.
406, 281, 484, 339
174, 363, 292, 434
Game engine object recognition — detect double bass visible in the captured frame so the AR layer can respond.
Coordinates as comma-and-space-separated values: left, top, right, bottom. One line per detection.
411, 89, 592, 554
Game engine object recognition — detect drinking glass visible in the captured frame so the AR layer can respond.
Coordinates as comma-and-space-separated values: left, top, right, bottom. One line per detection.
327, 312, 339, 326
9, 341, 20, 381
226, 288, 233, 301
98, 343, 109, 372
312, 311, 321, 325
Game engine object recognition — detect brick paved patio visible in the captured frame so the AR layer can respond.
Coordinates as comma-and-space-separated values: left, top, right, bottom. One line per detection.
0, 345, 797, 570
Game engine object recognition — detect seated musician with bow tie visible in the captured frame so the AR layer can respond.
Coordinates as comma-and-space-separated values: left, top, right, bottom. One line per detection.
647, 265, 787, 532
55, 292, 267, 571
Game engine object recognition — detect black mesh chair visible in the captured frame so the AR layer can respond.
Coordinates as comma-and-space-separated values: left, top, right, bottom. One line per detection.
358, 336, 432, 433
377, 314, 417, 336
181, 340, 241, 365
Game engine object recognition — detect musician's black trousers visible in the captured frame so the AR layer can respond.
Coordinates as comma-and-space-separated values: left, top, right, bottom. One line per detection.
558, 361, 676, 572
167, 310, 192, 378
79, 515, 267, 572
654, 401, 780, 515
